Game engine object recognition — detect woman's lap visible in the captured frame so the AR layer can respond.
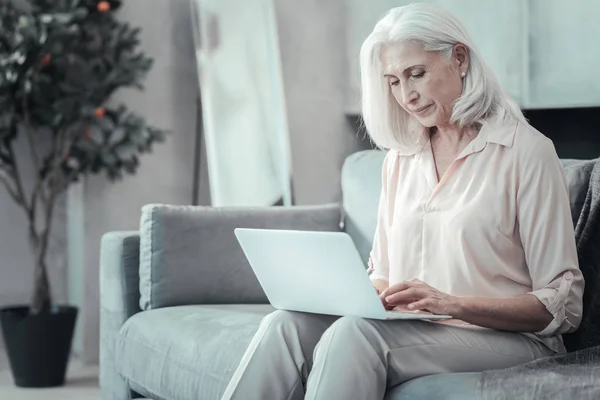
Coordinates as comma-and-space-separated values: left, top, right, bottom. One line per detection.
304, 315, 555, 397
345, 317, 553, 382
267, 310, 553, 366
222, 311, 555, 400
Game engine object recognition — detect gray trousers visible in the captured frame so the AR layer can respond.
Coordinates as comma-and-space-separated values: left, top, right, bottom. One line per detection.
221, 310, 555, 400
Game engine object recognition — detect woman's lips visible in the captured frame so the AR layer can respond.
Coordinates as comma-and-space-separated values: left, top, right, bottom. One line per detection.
414, 104, 433, 115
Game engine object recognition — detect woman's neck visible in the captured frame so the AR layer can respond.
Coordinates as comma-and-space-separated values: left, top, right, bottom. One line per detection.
429, 123, 480, 145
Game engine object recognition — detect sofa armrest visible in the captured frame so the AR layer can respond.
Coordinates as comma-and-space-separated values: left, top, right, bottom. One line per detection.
139, 203, 342, 310
100, 231, 142, 400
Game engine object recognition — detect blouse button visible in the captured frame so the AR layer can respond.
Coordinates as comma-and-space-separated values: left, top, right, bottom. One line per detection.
565, 272, 573, 281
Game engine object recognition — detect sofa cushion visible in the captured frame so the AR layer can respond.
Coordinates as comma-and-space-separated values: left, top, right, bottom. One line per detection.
341, 150, 387, 264
561, 159, 597, 227
115, 304, 275, 400
386, 372, 480, 400
138, 203, 341, 310
341, 150, 595, 264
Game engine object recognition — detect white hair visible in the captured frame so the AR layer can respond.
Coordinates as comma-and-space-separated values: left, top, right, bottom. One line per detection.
359, 3, 526, 151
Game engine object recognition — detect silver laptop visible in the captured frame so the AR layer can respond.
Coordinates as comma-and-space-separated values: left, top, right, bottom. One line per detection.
234, 228, 452, 320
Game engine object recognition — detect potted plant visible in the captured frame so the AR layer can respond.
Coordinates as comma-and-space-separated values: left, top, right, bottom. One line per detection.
0, 0, 165, 387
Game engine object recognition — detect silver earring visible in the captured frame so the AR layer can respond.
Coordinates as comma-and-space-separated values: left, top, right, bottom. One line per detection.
461, 72, 466, 78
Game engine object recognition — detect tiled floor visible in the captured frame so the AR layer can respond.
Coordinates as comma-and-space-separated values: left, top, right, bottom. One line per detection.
0, 349, 100, 400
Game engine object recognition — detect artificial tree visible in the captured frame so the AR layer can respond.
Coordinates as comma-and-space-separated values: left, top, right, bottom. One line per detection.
0, 0, 165, 315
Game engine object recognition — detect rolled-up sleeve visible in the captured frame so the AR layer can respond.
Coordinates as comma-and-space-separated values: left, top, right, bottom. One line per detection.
368, 151, 394, 282
517, 138, 584, 337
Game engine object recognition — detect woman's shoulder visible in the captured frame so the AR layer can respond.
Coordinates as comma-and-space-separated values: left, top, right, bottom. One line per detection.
381, 148, 402, 165
513, 121, 553, 147
380, 149, 399, 176
511, 121, 559, 167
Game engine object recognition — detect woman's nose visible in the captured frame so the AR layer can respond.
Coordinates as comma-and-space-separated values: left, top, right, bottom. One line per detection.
401, 85, 418, 105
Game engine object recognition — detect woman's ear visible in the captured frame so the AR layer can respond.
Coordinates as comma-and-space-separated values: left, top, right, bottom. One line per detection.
453, 43, 469, 74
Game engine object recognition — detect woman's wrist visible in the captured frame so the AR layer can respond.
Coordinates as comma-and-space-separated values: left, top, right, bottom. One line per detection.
447, 295, 465, 318
371, 279, 389, 295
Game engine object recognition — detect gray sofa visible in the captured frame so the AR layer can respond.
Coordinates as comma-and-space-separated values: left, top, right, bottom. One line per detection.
100, 149, 596, 400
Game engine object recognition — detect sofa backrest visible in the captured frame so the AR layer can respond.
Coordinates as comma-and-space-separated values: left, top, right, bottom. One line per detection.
137, 204, 341, 310
341, 150, 387, 265
341, 149, 596, 265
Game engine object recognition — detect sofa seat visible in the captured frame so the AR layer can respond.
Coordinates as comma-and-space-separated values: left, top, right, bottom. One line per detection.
115, 303, 481, 400
115, 304, 275, 400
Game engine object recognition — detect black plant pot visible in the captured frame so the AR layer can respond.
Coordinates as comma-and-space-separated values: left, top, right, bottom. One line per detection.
0, 305, 78, 388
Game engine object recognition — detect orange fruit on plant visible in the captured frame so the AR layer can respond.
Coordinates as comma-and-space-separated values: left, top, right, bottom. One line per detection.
97, 1, 111, 12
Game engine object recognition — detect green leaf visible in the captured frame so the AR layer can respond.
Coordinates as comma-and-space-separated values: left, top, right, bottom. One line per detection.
66, 157, 80, 169
52, 113, 63, 127
80, 104, 96, 117
58, 82, 81, 94
87, 125, 104, 145
97, 116, 115, 131
124, 161, 137, 174
101, 151, 117, 165
76, 137, 96, 152
115, 143, 136, 161
108, 127, 125, 145
73, 8, 88, 19
36, 74, 53, 84
55, 98, 77, 117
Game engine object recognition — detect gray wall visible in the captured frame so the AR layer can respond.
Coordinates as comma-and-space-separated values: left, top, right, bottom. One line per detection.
275, 0, 368, 205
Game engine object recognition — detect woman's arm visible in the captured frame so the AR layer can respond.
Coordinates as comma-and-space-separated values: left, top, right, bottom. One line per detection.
367, 151, 396, 289
381, 279, 553, 333
452, 294, 552, 332
512, 138, 583, 336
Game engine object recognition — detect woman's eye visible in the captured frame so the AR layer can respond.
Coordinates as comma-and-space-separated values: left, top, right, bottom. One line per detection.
411, 71, 425, 79
390, 80, 400, 87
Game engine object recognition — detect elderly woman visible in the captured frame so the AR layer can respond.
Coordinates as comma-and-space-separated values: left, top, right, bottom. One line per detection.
222, 3, 584, 400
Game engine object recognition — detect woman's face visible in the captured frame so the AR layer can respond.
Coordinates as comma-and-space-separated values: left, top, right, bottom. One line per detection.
380, 41, 468, 129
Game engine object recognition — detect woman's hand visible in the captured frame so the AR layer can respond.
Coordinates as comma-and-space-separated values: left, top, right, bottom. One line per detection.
380, 279, 459, 315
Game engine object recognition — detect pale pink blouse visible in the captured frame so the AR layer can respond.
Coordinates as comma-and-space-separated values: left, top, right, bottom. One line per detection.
368, 117, 584, 353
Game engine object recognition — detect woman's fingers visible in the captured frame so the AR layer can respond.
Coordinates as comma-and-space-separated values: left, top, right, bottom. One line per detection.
377, 279, 452, 315
384, 287, 426, 305
407, 298, 432, 311
380, 280, 414, 298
